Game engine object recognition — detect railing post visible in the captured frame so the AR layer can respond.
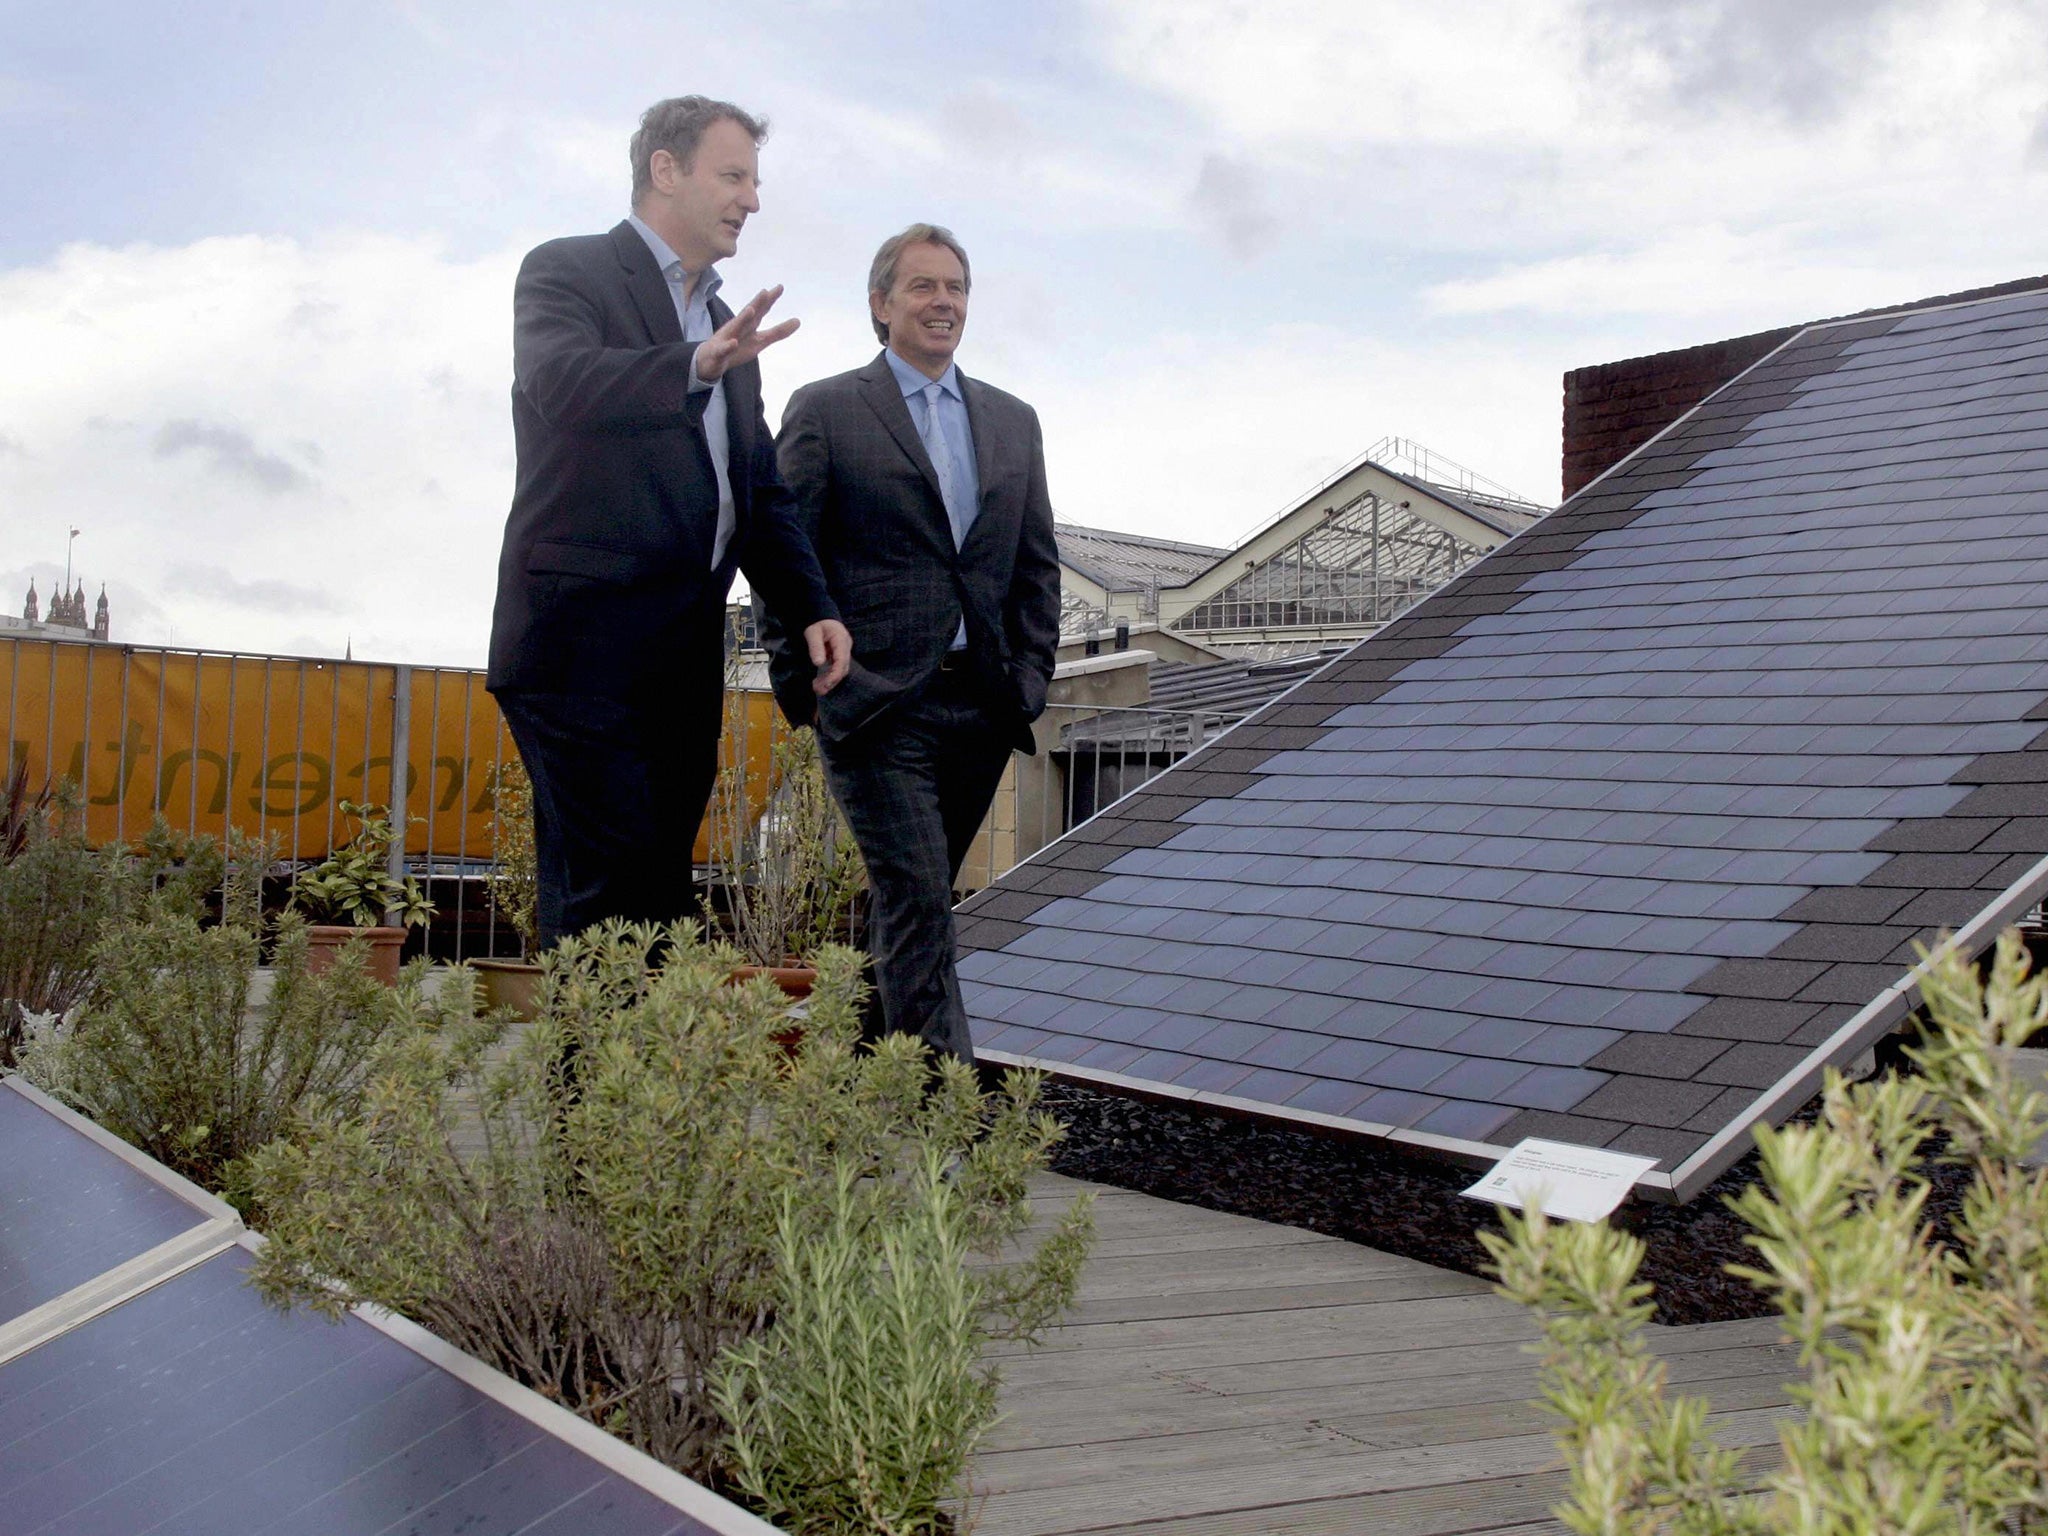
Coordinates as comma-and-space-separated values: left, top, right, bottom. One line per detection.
386, 664, 411, 926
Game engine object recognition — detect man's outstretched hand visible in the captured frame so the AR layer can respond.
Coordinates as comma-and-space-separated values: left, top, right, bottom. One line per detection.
804, 618, 852, 695
693, 285, 799, 381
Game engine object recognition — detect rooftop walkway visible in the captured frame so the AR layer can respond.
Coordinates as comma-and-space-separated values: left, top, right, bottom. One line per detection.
977, 1173, 1797, 1536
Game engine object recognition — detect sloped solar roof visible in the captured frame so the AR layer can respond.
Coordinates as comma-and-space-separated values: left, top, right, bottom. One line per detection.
958, 288, 2048, 1202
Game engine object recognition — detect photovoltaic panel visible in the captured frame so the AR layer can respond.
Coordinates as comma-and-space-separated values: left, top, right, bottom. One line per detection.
956, 288, 2048, 1200
0, 1081, 773, 1534
0, 1079, 238, 1359
0, 1241, 768, 1536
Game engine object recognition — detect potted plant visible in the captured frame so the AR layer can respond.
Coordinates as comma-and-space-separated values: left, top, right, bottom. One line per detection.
473, 758, 545, 1017
710, 690, 865, 1019
291, 800, 433, 984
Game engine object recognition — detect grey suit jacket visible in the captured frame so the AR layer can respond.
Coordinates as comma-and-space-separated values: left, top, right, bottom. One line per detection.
761, 351, 1062, 753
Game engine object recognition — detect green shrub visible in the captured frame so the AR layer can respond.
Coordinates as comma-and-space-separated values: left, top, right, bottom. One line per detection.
21, 844, 408, 1205
0, 768, 224, 1067
1484, 928, 2048, 1535
715, 1140, 1090, 1535
488, 758, 541, 957
244, 920, 1093, 1519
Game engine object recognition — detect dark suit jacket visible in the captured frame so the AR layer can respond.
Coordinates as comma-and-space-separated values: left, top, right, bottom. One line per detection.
487, 221, 836, 697
761, 351, 1062, 753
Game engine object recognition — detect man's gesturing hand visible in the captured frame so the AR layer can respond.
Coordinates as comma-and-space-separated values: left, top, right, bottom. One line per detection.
804, 618, 852, 695
693, 285, 799, 382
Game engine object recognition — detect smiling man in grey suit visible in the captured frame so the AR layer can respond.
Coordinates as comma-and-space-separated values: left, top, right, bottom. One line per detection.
763, 224, 1061, 1062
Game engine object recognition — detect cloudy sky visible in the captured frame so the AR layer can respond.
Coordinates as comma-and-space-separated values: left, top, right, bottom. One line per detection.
5, 0, 2046, 665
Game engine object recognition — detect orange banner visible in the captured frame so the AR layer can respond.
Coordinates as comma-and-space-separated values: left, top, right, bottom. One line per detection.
2, 637, 778, 864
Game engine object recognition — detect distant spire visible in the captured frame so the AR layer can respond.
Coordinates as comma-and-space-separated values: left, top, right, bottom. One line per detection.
344, 636, 352, 661
23, 578, 37, 624
93, 584, 109, 641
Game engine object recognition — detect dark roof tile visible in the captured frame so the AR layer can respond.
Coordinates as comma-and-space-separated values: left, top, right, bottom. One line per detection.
1588, 1034, 1732, 1079
1674, 996, 1826, 1042
1698, 1041, 1813, 1088
1572, 1075, 1728, 1129
1604, 1125, 1706, 1168
1689, 957, 1832, 1000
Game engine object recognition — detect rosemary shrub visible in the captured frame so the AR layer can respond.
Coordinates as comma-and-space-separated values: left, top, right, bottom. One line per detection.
244, 920, 1092, 1523
21, 839, 407, 1204
1, 782, 227, 1068
1485, 928, 2048, 1535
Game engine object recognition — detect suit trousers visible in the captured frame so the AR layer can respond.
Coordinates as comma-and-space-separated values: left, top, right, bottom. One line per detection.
819, 667, 1013, 1063
496, 669, 722, 949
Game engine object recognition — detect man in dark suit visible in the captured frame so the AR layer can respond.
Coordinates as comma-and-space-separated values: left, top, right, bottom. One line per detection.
487, 96, 851, 948
762, 224, 1061, 1061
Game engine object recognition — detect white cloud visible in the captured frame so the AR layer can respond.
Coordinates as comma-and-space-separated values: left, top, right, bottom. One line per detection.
1422, 227, 2003, 329
1018, 323, 1560, 548
0, 234, 518, 664
1093, 0, 1583, 148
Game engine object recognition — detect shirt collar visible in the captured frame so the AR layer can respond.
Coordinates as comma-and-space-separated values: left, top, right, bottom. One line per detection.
627, 212, 720, 300
884, 347, 962, 402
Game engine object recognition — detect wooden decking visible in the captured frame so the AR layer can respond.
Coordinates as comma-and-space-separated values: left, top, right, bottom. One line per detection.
975, 1174, 1798, 1536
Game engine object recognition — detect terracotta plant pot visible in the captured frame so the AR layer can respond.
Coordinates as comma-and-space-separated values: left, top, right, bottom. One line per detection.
471, 957, 544, 1019
305, 924, 406, 985
727, 963, 816, 1000
728, 963, 816, 1059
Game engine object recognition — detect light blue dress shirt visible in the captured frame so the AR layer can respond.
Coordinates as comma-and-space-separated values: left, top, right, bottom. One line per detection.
627, 213, 733, 567
885, 348, 979, 649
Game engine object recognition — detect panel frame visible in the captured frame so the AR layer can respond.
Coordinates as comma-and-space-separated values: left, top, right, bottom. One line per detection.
236, 1227, 786, 1536
0, 1077, 241, 1366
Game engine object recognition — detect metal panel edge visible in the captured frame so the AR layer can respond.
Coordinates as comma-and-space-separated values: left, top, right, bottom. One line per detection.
1664, 851, 2048, 1203
231, 1231, 785, 1536
3, 1076, 242, 1226
978, 1047, 1512, 1172
0, 1217, 240, 1365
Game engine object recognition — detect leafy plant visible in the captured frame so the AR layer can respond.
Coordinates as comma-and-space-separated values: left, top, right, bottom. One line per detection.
20, 840, 408, 1207
1484, 927, 2048, 1536
710, 623, 866, 966
716, 1138, 1091, 1535
245, 920, 1092, 1520
292, 799, 433, 929
489, 757, 541, 958
0, 769, 223, 1068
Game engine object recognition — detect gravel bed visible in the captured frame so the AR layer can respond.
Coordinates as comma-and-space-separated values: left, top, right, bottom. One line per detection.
1033, 1044, 1977, 1327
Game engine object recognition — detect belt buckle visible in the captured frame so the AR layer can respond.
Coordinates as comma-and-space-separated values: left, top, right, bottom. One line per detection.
939, 650, 968, 673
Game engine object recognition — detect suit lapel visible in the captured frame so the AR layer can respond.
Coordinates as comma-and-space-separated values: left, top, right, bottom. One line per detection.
608, 221, 684, 346
857, 354, 951, 528
957, 371, 1005, 561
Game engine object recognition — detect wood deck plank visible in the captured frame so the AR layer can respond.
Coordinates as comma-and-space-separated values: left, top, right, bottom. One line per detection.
977, 1174, 1799, 1535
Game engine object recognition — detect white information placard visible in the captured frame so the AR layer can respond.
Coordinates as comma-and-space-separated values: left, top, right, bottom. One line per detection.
1460, 1138, 1660, 1223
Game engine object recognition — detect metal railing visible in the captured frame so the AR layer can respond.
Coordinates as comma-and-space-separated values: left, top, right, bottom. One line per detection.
5, 633, 1235, 955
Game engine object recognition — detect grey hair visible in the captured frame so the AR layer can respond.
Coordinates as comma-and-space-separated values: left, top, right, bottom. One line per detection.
630, 96, 767, 204
867, 224, 972, 343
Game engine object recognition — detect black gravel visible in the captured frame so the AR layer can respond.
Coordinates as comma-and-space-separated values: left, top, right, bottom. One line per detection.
1032, 1038, 1979, 1326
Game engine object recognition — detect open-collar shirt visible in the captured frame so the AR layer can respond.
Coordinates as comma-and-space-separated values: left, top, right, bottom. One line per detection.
628, 213, 733, 567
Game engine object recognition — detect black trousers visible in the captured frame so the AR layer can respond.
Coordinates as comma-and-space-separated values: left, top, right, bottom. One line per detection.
819, 667, 1014, 1064
496, 670, 722, 950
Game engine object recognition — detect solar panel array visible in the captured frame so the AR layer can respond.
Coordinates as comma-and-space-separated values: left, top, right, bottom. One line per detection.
0, 1082, 225, 1335
0, 1080, 771, 1535
957, 288, 2048, 1200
